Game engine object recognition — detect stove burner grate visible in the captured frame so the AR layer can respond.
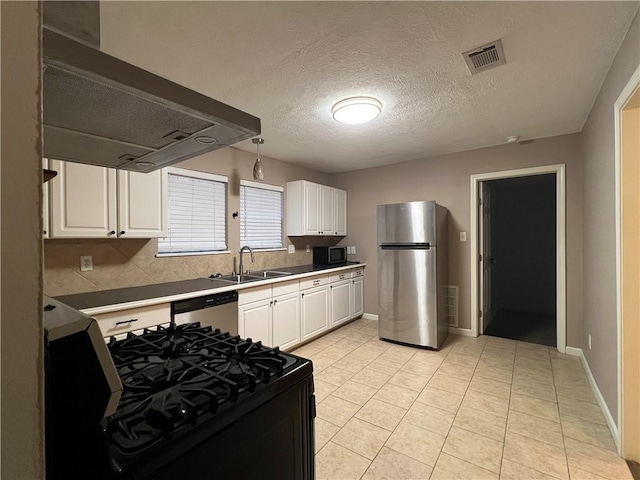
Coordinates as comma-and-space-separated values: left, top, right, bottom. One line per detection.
106, 323, 298, 455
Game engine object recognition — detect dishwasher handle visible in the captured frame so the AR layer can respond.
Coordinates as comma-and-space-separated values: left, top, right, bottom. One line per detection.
171, 290, 238, 316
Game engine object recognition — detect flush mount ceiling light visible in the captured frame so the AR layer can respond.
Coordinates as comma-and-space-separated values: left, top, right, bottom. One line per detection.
252, 137, 265, 181
506, 135, 520, 143
331, 96, 382, 125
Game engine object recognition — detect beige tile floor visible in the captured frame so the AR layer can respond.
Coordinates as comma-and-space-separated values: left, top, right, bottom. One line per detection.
292, 318, 633, 480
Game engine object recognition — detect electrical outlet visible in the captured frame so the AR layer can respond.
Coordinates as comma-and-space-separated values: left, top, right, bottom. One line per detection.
351, 246, 356, 254
460, 232, 467, 242
288, 244, 295, 254
588, 334, 592, 350
80, 255, 93, 272
306, 245, 310, 253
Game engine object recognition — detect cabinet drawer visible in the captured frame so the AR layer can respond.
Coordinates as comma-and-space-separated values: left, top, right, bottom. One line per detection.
300, 275, 328, 290
329, 271, 350, 283
351, 268, 364, 278
94, 303, 171, 337
272, 279, 299, 297
238, 285, 272, 305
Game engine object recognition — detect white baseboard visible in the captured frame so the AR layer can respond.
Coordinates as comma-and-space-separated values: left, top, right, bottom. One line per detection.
362, 313, 378, 321
449, 327, 474, 337
566, 347, 620, 452
565, 346, 582, 357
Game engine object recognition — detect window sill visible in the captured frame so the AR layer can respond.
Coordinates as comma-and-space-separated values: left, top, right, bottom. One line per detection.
156, 250, 231, 258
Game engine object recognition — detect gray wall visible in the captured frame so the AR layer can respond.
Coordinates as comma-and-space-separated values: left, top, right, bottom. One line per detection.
580, 11, 640, 426
1, 2, 45, 478
489, 175, 556, 317
330, 133, 584, 347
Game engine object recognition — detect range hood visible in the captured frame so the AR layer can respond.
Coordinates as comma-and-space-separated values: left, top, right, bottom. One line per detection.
43, 13, 260, 173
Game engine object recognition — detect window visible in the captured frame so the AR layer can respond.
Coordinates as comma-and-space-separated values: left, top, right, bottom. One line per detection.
240, 180, 284, 249
158, 168, 228, 255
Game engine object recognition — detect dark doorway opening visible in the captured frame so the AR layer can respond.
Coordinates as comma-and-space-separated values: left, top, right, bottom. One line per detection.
482, 174, 557, 346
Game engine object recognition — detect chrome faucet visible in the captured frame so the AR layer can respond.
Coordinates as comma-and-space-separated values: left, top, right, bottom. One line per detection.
239, 246, 255, 274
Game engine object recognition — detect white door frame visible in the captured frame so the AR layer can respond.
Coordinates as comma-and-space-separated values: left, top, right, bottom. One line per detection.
470, 164, 567, 352
615, 64, 640, 455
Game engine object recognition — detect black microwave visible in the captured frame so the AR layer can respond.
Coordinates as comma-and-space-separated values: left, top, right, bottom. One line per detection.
313, 246, 347, 265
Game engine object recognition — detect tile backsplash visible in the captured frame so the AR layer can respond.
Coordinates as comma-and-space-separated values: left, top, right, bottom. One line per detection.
44, 238, 313, 296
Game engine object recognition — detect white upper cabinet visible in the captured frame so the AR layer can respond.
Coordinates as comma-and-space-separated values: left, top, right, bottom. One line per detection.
49, 160, 167, 238
118, 170, 168, 238
286, 180, 346, 236
334, 188, 347, 236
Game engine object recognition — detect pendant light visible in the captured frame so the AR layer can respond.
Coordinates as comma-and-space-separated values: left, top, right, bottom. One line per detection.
252, 137, 265, 181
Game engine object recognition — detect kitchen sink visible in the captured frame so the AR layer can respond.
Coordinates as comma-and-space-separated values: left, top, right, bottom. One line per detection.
249, 270, 293, 279
212, 271, 293, 284
214, 274, 262, 284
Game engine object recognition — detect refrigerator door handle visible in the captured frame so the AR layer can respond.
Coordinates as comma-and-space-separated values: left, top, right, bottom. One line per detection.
380, 243, 431, 250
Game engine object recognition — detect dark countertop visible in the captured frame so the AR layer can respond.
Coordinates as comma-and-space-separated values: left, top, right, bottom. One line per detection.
55, 262, 362, 312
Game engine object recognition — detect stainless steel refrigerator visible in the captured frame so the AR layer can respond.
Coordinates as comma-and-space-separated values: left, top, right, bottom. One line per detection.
377, 201, 449, 349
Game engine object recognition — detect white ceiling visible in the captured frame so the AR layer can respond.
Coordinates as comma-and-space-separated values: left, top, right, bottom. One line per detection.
100, 1, 639, 173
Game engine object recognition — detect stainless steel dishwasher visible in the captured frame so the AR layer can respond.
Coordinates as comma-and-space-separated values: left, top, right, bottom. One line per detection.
171, 290, 239, 335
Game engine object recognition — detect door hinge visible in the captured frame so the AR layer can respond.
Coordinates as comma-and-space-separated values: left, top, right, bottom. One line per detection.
479, 310, 483, 318
479, 254, 482, 261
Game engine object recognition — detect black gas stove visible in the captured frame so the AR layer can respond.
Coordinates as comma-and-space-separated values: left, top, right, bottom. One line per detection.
44, 299, 315, 480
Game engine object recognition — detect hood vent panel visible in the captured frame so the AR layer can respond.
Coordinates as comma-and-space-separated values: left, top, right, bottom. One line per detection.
462, 39, 506, 75
43, 28, 260, 173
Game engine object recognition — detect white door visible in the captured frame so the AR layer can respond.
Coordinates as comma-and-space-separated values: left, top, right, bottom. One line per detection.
334, 189, 347, 236
272, 292, 300, 350
320, 185, 335, 235
352, 277, 364, 318
118, 169, 168, 238
43, 159, 50, 238
330, 280, 352, 325
238, 299, 272, 345
480, 182, 493, 332
303, 182, 321, 235
301, 285, 329, 339
50, 160, 117, 238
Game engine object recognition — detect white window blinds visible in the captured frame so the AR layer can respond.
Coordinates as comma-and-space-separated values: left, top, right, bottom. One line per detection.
240, 180, 284, 249
158, 168, 228, 254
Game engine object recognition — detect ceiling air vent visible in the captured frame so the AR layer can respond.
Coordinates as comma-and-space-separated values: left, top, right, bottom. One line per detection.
462, 39, 506, 75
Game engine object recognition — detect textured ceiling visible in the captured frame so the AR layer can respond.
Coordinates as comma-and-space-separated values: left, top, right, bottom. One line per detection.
100, 2, 639, 173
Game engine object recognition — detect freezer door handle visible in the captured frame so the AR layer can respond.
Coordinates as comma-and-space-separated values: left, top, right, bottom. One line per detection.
380, 243, 431, 250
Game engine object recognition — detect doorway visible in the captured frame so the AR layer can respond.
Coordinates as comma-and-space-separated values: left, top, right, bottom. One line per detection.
616, 66, 640, 460
470, 164, 567, 352
481, 174, 556, 346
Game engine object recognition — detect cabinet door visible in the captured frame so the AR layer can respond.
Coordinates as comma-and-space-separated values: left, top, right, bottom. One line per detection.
352, 277, 364, 318
334, 188, 347, 236
303, 181, 321, 235
272, 292, 300, 350
301, 286, 329, 340
118, 169, 168, 238
320, 185, 334, 235
330, 280, 352, 326
50, 160, 117, 237
238, 299, 272, 345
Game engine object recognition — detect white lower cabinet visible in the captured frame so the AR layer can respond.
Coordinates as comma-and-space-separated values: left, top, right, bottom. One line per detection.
330, 279, 352, 326
239, 298, 272, 344
301, 285, 329, 340
94, 303, 171, 338
272, 292, 300, 350
352, 276, 364, 318
238, 280, 300, 349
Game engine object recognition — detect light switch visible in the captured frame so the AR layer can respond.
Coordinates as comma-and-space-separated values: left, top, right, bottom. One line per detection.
288, 244, 295, 254
459, 232, 467, 242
